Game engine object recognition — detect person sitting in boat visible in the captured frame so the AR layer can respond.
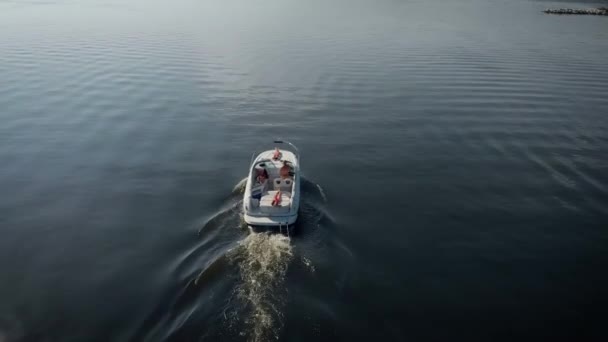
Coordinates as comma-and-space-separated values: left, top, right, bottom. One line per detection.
256, 167, 269, 183
272, 148, 282, 160
280, 161, 291, 179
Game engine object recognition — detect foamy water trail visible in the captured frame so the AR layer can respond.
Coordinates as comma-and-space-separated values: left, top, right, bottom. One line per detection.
315, 183, 327, 203
230, 233, 293, 342
232, 177, 248, 195
301, 256, 316, 273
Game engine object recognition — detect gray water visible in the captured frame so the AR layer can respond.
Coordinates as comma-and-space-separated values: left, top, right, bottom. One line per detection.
1, 0, 607, 341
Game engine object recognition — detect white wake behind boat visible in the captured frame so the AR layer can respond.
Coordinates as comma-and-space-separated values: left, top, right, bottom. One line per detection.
243, 140, 300, 229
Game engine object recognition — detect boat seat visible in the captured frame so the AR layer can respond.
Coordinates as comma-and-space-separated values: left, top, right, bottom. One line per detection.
251, 180, 267, 199
259, 190, 291, 214
273, 178, 293, 191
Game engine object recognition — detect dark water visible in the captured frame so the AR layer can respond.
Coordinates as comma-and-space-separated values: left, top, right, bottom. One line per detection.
1, 0, 608, 341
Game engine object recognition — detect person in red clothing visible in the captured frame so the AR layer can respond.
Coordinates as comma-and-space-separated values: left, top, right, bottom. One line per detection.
272, 148, 281, 160
271, 190, 282, 206
279, 161, 291, 179
256, 167, 269, 183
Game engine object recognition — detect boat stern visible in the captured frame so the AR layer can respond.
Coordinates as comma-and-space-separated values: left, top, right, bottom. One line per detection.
243, 213, 298, 227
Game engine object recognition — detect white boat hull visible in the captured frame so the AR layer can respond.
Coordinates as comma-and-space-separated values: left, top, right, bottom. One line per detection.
243, 146, 300, 228
243, 212, 298, 227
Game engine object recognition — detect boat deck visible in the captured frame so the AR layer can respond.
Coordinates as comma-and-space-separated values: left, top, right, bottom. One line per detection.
244, 149, 299, 227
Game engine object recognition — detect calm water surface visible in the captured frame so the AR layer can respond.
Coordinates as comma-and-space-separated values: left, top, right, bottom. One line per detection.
1, 0, 607, 341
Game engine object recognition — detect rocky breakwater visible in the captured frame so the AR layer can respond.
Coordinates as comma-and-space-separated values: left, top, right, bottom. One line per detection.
544, 7, 608, 15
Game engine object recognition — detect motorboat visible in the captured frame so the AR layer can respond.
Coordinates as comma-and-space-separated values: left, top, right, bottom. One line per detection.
243, 140, 300, 231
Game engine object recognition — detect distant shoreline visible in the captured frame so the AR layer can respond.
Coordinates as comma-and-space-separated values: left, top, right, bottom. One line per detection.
544, 7, 608, 15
